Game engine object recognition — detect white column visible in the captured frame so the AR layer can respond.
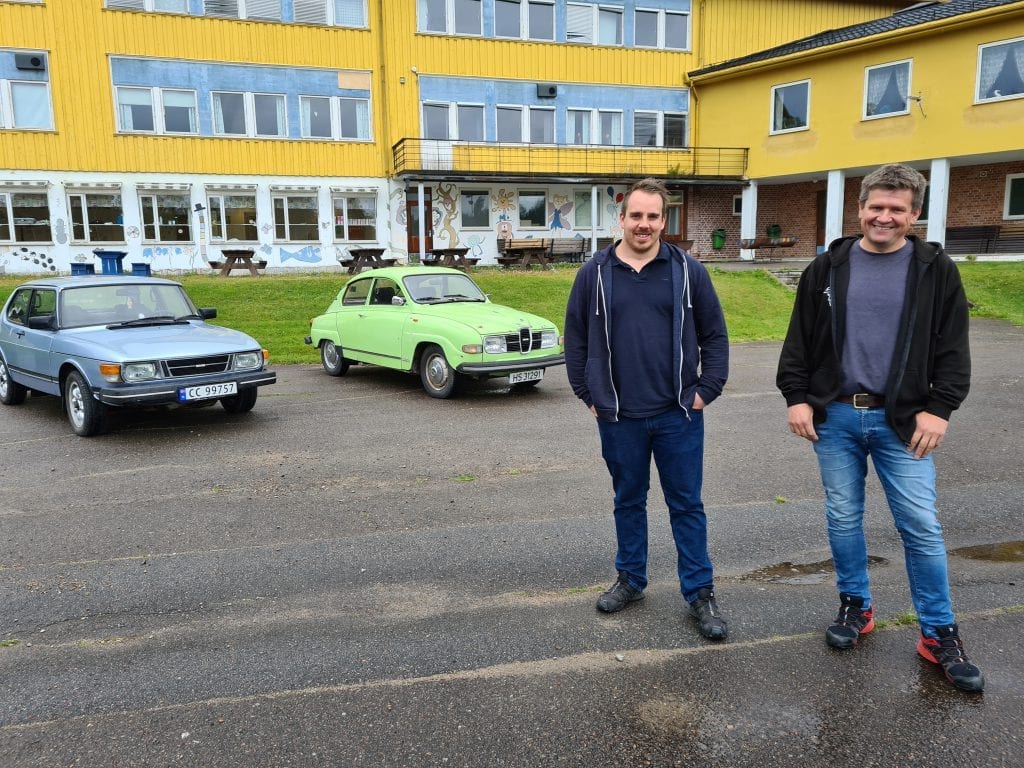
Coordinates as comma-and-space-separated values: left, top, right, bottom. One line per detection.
591, 184, 598, 255
739, 182, 757, 261
417, 181, 426, 263
826, 169, 846, 248
926, 158, 950, 244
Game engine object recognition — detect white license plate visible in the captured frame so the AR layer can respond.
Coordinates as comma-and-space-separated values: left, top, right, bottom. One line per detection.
509, 369, 543, 384
179, 382, 237, 402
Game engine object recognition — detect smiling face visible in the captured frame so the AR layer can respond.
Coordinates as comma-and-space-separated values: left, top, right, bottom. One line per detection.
618, 189, 666, 258
858, 187, 920, 253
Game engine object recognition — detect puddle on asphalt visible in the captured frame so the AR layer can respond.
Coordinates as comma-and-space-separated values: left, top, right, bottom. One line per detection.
743, 556, 888, 585
949, 540, 1024, 563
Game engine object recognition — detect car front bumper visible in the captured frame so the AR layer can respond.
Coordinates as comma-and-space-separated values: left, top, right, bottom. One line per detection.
94, 370, 277, 407
457, 353, 565, 378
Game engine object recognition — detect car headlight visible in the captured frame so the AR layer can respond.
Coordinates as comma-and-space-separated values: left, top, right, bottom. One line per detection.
121, 362, 159, 382
483, 335, 507, 354
540, 330, 558, 349
233, 351, 263, 370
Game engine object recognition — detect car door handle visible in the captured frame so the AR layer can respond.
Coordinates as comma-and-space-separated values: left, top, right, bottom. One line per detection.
15, 330, 25, 338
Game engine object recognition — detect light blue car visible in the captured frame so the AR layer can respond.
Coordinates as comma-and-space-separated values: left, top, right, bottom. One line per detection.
0, 276, 276, 436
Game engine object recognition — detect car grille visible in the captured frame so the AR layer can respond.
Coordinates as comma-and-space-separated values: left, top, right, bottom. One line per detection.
164, 354, 231, 377
504, 328, 543, 353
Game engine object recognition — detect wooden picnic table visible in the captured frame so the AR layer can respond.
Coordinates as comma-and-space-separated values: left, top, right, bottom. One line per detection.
429, 247, 480, 271
215, 249, 265, 277
496, 239, 553, 270
344, 247, 397, 274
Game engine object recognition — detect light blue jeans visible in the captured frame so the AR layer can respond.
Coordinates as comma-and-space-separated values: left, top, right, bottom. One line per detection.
813, 401, 955, 637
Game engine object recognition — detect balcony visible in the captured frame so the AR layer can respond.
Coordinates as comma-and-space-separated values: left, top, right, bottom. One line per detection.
392, 139, 748, 182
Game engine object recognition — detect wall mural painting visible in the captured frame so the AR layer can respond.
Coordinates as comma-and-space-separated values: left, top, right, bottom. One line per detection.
434, 182, 459, 246
4, 246, 56, 272
549, 194, 574, 233
142, 245, 197, 269
607, 186, 624, 240
280, 245, 322, 264
54, 218, 68, 245
461, 233, 485, 257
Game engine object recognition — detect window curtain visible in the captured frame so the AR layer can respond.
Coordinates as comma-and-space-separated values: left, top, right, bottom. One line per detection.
11, 82, 51, 129
117, 87, 151, 132
979, 42, 1024, 99
867, 64, 908, 115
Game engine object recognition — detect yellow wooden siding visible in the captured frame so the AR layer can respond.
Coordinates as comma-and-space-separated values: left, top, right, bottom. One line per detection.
695, 12, 1024, 179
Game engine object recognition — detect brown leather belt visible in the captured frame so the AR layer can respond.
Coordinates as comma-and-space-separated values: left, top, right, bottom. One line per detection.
836, 393, 886, 409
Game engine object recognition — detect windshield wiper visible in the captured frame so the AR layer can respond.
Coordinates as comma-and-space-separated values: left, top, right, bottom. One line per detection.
442, 294, 485, 302
106, 315, 182, 329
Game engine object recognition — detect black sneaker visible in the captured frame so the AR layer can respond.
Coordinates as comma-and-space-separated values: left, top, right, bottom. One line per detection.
595, 573, 644, 613
688, 587, 728, 641
917, 624, 984, 692
825, 593, 875, 649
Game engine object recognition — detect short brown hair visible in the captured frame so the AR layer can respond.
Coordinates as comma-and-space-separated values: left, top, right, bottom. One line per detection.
620, 177, 669, 217
859, 163, 928, 211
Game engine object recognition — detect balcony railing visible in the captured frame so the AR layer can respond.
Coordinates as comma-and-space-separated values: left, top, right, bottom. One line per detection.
392, 139, 748, 180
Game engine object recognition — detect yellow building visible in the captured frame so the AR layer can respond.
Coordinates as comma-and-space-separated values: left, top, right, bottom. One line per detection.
5, 0, 1000, 273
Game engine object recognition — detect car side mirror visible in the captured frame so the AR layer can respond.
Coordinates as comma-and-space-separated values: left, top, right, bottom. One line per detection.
391, 296, 405, 306
27, 314, 55, 330
199, 308, 217, 319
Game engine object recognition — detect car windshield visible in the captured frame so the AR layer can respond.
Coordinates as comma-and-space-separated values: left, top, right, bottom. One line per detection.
402, 273, 486, 304
59, 283, 202, 328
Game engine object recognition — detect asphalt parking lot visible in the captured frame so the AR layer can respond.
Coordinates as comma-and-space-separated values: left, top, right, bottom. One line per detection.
1, 318, 1022, 767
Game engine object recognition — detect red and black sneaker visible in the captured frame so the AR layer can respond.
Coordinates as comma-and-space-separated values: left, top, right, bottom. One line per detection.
825, 593, 875, 649
917, 624, 984, 692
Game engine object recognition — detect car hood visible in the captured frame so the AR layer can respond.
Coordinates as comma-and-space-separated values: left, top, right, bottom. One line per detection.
418, 301, 556, 332
59, 322, 262, 360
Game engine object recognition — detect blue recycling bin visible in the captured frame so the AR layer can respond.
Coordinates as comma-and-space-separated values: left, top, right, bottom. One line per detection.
93, 249, 127, 275
131, 262, 152, 277
70, 263, 96, 276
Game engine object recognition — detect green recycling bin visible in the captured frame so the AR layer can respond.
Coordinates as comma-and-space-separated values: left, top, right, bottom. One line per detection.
711, 229, 727, 250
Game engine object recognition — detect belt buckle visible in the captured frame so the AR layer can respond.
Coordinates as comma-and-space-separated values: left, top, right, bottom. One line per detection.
852, 393, 871, 409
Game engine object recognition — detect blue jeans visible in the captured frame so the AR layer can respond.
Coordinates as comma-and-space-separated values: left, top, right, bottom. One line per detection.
813, 402, 955, 636
596, 408, 713, 603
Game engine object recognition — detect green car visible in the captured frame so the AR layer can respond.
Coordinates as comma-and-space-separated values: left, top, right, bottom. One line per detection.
304, 267, 564, 398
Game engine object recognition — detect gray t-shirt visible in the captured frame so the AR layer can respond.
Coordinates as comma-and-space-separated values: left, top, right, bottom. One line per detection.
840, 239, 913, 395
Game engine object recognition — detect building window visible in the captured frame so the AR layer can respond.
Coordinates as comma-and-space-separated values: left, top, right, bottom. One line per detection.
599, 110, 622, 145
211, 91, 286, 138
518, 190, 546, 228
1006, 174, 1024, 219
599, 6, 622, 45
69, 192, 125, 243
568, 109, 591, 144
300, 96, 333, 138
116, 87, 155, 132
207, 193, 257, 242
333, 194, 377, 241
212, 91, 247, 135
140, 193, 192, 242
422, 103, 450, 140
273, 195, 319, 241
0, 191, 50, 243
338, 98, 370, 140
977, 37, 1024, 103
528, 1, 554, 40
292, 0, 366, 26
574, 189, 600, 228
106, 0, 189, 11
634, 9, 687, 50
457, 104, 484, 141
496, 105, 523, 142
460, 190, 489, 228
454, 0, 481, 35
418, 0, 480, 35
771, 80, 810, 134
495, 0, 521, 37
254, 93, 286, 137
633, 111, 657, 146
567, 3, 621, 46
664, 112, 686, 147
301, 96, 369, 140
163, 89, 198, 133
1, 80, 53, 130
204, 0, 282, 21
529, 107, 554, 143
116, 86, 198, 134
732, 195, 742, 216
864, 60, 911, 118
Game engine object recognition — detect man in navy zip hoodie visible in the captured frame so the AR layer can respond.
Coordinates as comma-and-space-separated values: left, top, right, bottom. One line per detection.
564, 178, 730, 640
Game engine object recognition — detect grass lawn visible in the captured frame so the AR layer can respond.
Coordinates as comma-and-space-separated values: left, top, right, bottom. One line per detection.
0, 261, 1020, 365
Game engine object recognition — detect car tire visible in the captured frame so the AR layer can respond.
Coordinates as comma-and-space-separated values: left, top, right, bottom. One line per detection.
221, 387, 258, 413
419, 344, 459, 399
0, 355, 28, 405
64, 370, 108, 437
320, 340, 350, 376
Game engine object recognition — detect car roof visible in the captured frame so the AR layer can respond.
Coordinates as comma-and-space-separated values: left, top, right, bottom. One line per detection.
11, 276, 182, 291
348, 266, 466, 279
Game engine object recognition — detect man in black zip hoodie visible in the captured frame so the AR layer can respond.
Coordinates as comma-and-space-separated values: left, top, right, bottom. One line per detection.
565, 178, 730, 640
777, 163, 983, 691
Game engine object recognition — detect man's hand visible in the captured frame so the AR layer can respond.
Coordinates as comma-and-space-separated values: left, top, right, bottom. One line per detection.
787, 403, 818, 442
908, 411, 948, 459
692, 392, 705, 411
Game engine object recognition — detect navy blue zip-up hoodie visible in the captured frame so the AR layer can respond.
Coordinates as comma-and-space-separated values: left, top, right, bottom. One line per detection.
564, 241, 729, 421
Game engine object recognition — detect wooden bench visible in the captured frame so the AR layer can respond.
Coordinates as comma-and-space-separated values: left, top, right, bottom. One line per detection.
548, 237, 590, 263
943, 226, 999, 254
497, 238, 552, 268
995, 221, 1024, 253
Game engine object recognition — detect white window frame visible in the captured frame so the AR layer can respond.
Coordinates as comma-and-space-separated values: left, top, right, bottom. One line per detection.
632, 110, 658, 146
597, 109, 622, 145
299, 95, 371, 141
139, 192, 193, 242
663, 111, 687, 147
333, 193, 378, 242
456, 102, 485, 141
770, 79, 810, 135
528, 106, 555, 144
338, 97, 371, 140
252, 91, 287, 137
527, 1, 554, 41
496, 104, 524, 142
634, 8, 688, 50
206, 192, 258, 242
517, 189, 548, 229
494, 0, 523, 38
0, 189, 51, 243
863, 59, 912, 120
300, 95, 333, 138
422, 101, 452, 140
211, 91, 287, 138
204, 0, 282, 21
116, 86, 198, 135
293, 0, 367, 27
1, 79, 54, 131
568, 3, 622, 46
567, 108, 593, 145
68, 191, 126, 244
417, 0, 482, 36
573, 188, 601, 228
272, 193, 319, 242
976, 36, 1024, 104
460, 189, 490, 229
732, 195, 742, 216
106, 0, 189, 11
1005, 173, 1024, 220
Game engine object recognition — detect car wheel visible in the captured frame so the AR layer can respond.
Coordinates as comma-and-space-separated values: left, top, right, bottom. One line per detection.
320, 340, 350, 376
64, 371, 108, 437
221, 387, 258, 413
0, 355, 28, 405
419, 344, 459, 399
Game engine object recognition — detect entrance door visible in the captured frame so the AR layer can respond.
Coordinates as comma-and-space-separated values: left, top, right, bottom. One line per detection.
664, 189, 691, 249
406, 186, 433, 260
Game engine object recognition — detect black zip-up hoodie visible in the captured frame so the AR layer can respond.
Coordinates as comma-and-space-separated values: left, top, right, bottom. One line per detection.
776, 235, 971, 443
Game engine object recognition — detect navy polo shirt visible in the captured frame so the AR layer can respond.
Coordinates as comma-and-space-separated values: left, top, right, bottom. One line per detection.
609, 250, 677, 418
